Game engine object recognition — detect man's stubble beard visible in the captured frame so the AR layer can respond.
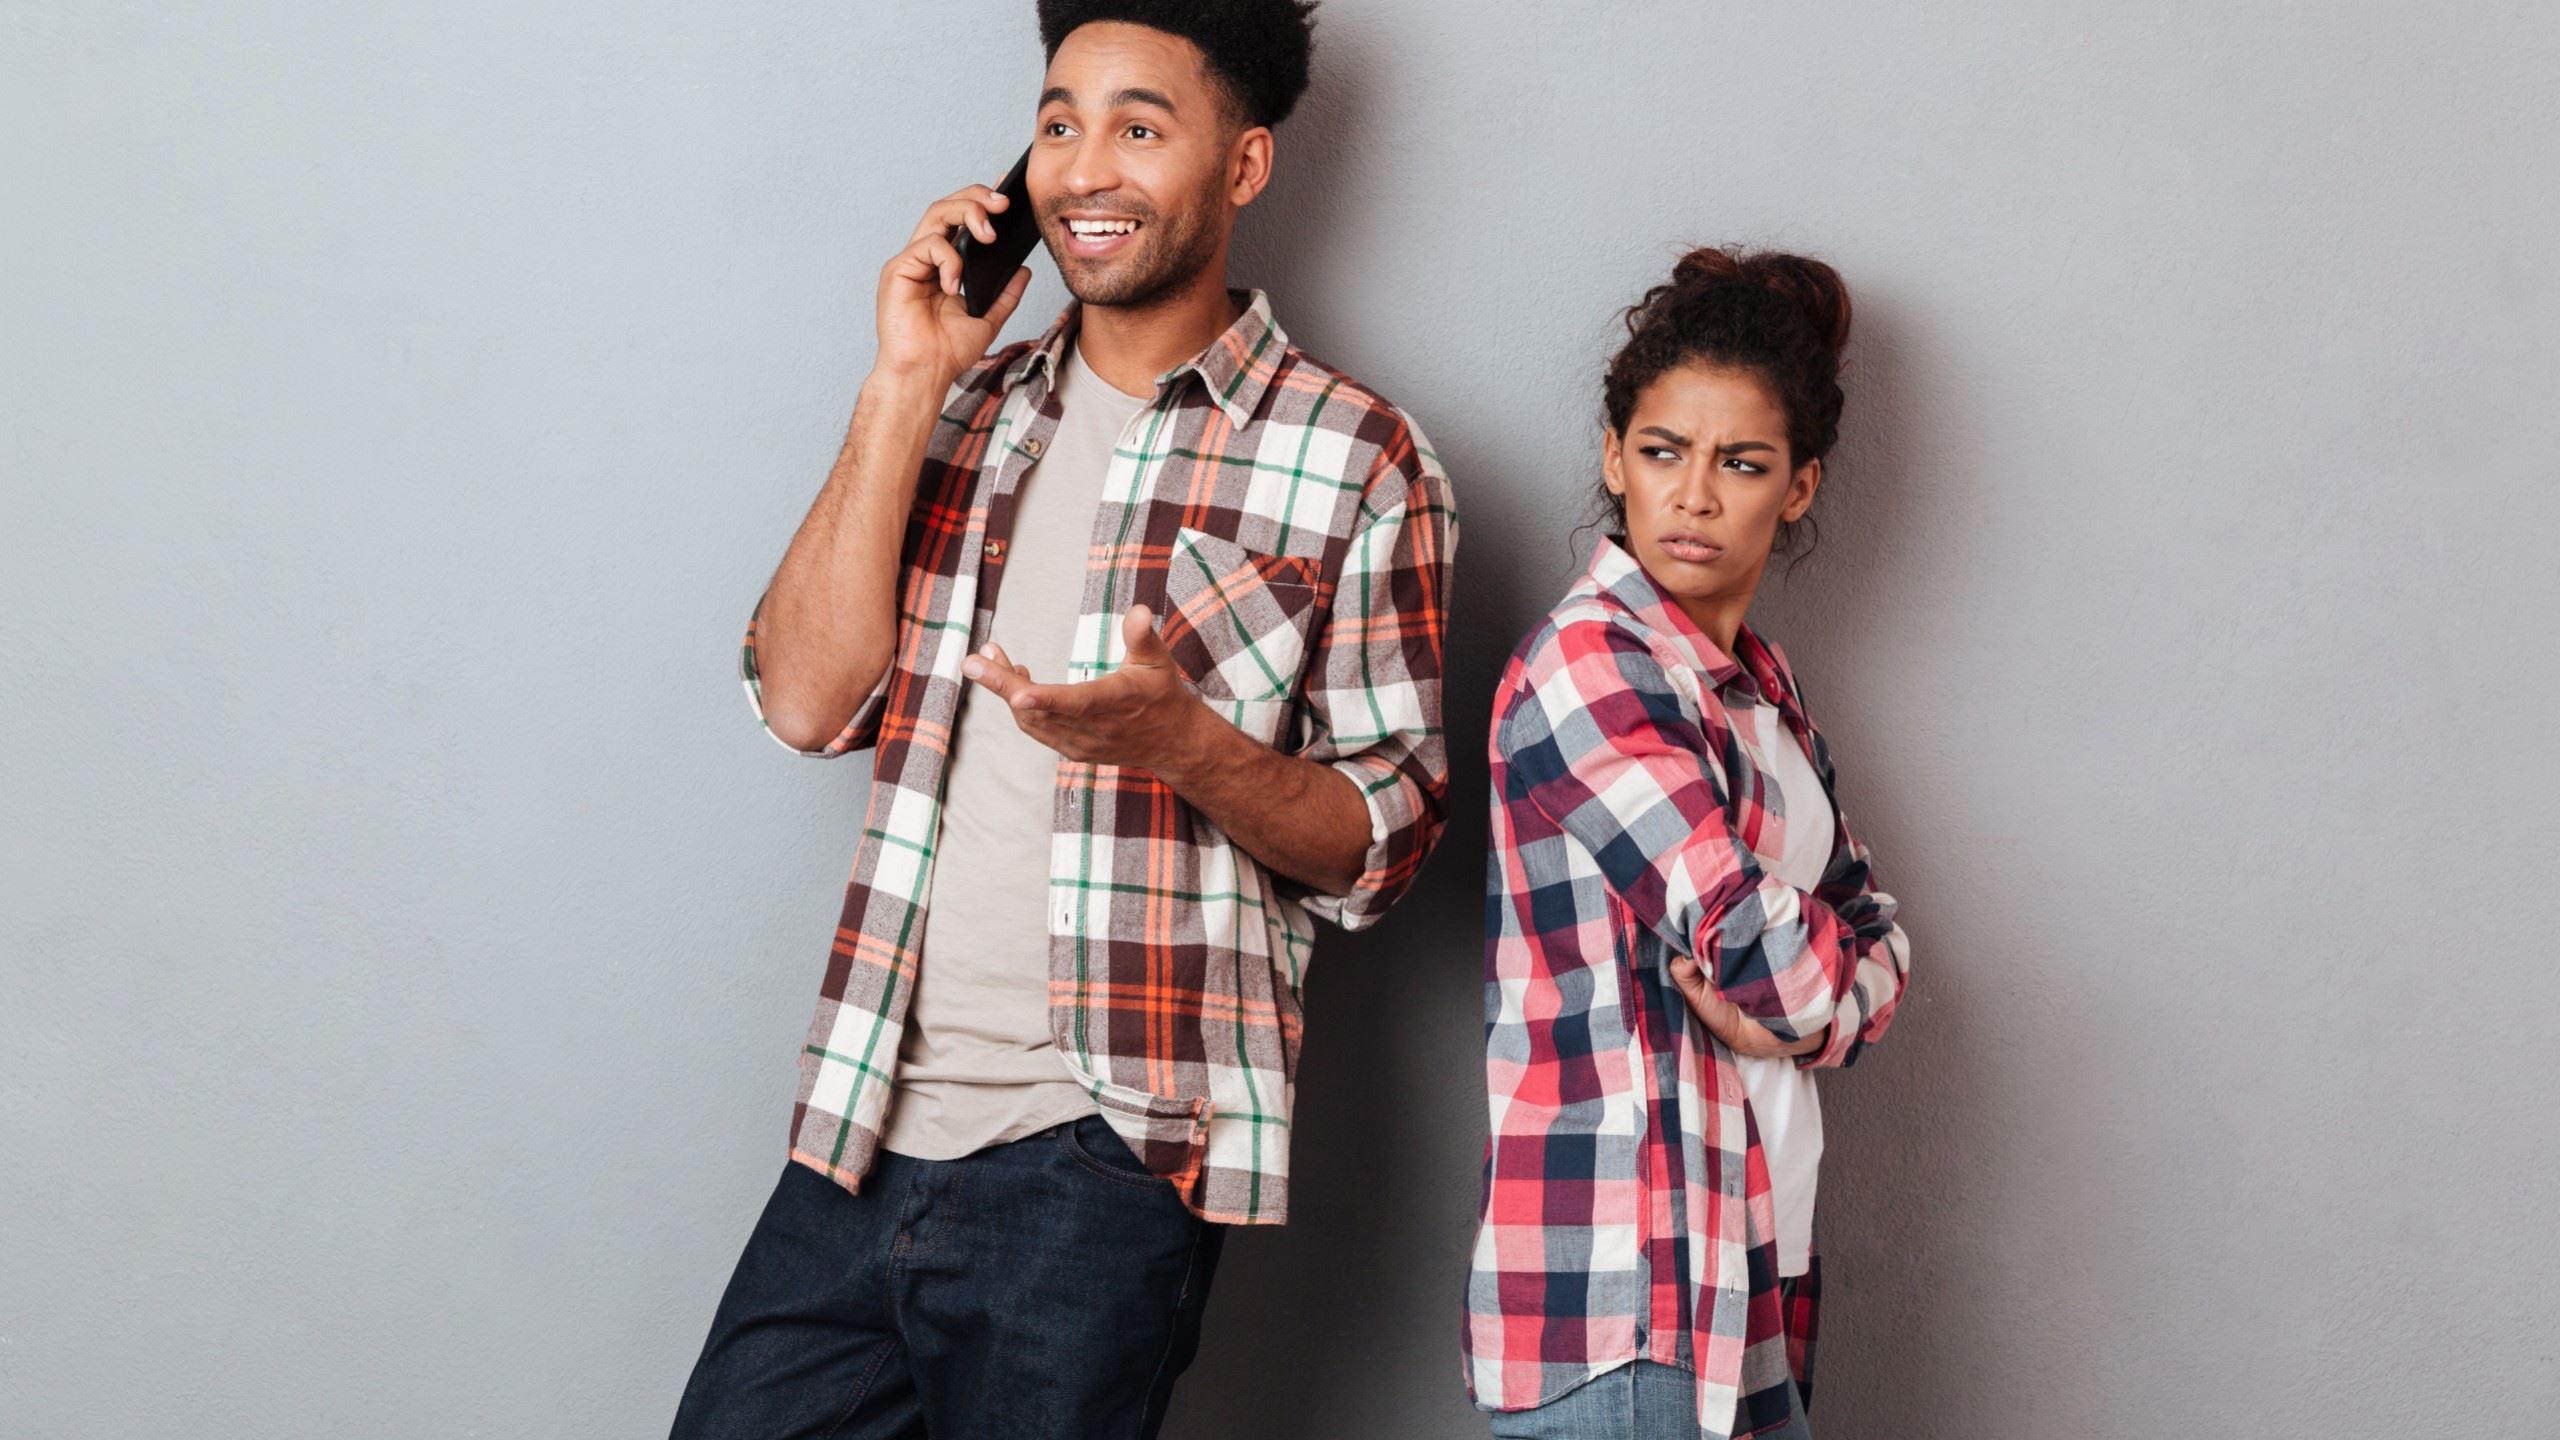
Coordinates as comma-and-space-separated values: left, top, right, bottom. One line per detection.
1045, 182, 1226, 312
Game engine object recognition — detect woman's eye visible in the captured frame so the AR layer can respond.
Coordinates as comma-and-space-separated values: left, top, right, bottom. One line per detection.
1723, 457, 1765, 474
1641, 447, 1678, 462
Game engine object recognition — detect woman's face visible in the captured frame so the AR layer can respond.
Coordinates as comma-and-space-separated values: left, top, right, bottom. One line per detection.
1603, 361, 1823, 636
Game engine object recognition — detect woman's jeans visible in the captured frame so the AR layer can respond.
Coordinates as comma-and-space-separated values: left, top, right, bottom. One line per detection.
1487, 1361, 1815, 1440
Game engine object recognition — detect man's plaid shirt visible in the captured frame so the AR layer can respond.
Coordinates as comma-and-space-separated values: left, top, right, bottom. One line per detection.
743, 292, 1456, 1225
1467, 539, 1910, 1437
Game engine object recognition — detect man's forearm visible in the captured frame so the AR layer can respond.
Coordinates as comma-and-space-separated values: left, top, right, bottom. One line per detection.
1159, 704, 1371, 896
755, 369, 946, 750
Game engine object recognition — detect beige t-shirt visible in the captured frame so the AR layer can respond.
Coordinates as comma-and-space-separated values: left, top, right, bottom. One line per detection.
879, 341, 1150, 1160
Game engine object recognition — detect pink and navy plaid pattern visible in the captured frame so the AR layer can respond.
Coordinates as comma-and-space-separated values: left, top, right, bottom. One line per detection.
1466, 538, 1910, 1438
743, 293, 1456, 1225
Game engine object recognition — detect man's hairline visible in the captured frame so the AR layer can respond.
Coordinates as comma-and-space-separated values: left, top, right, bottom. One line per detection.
1042, 19, 1267, 134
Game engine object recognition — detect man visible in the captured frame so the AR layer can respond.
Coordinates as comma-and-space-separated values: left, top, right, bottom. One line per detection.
670, 2, 1457, 1435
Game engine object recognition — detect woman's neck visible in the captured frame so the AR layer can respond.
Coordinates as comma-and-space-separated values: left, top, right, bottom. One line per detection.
1673, 591, 1749, 665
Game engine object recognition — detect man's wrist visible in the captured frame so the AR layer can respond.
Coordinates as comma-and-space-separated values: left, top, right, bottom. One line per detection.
859, 363, 955, 416
1152, 692, 1230, 794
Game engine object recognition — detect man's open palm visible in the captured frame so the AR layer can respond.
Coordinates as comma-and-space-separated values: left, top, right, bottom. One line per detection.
962, 605, 1210, 774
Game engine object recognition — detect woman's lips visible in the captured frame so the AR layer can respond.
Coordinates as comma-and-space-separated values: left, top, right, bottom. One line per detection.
1658, 535, 1725, 564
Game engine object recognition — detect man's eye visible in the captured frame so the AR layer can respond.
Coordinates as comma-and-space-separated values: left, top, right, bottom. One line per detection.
1044, 121, 1074, 137
1128, 125, 1158, 140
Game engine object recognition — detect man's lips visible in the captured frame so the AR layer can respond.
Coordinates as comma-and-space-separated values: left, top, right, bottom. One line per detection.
1055, 212, 1146, 260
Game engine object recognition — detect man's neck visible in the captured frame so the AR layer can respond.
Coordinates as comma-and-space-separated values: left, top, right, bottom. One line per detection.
1073, 269, 1247, 398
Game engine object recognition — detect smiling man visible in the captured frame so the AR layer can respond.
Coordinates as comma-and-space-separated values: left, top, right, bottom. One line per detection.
667, 3, 1457, 1436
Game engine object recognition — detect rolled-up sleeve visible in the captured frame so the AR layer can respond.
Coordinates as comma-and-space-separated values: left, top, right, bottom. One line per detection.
1794, 826, 1911, 1069
740, 598, 889, 758
1290, 422, 1458, 931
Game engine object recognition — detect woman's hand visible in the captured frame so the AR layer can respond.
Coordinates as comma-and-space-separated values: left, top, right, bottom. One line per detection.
1667, 955, 1825, 1060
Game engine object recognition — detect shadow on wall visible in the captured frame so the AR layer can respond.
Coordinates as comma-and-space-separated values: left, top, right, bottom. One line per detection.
1751, 287, 2007, 1440
1167, 29, 1996, 1440
1166, 27, 1502, 1440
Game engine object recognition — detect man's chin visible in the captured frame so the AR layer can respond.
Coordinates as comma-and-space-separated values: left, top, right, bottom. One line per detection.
1054, 244, 1215, 312
1060, 264, 1164, 309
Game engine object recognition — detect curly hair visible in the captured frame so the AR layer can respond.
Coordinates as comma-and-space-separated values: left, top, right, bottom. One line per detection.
1599, 246, 1853, 563
1036, 0, 1320, 129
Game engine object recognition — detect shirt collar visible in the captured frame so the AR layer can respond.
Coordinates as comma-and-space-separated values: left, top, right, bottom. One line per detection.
1003, 289, 1286, 426
1583, 536, 1792, 709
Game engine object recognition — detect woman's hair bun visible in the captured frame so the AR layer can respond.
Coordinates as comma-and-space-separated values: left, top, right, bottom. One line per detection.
1669, 245, 1852, 356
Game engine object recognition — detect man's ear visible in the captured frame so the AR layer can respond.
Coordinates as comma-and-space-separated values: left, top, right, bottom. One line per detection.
1228, 126, 1275, 208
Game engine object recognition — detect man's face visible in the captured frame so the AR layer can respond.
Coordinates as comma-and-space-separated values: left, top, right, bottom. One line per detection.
1029, 22, 1243, 309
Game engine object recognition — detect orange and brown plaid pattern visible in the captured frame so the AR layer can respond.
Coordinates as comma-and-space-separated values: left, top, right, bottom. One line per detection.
742, 292, 1456, 1223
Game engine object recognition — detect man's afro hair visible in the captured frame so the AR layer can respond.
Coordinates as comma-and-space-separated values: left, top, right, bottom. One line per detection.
1036, 0, 1320, 129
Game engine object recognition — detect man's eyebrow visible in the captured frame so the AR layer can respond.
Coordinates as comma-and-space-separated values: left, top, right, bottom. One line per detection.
1038, 85, 1178, 114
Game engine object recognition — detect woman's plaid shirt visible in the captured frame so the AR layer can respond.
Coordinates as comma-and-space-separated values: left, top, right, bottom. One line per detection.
1467, 539, 1910, 1437
742, 293, 1456, 1226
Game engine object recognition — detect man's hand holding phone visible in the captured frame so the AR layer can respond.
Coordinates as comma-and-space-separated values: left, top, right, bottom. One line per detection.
874, 182, 1035, 390
753, 176, 1038, 752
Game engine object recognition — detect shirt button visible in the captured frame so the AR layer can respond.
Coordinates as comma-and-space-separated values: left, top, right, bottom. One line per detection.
984, 539, 1006, 561
1023, 437, 1045, 458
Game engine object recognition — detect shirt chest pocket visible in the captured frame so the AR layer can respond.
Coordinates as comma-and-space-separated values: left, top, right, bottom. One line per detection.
1159, 526, 1323, 748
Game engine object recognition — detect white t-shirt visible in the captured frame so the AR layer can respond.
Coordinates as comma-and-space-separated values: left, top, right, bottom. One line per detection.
1734, 697, 1835, 1277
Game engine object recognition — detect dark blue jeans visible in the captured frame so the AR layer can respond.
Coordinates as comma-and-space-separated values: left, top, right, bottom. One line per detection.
670, 1116, 1226, 1439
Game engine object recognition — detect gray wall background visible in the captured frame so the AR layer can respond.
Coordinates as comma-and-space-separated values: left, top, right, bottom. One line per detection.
7, 1, 2557, 1435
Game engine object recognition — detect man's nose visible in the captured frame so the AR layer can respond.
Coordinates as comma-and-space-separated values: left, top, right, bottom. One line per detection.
1060, 134, 1120, 195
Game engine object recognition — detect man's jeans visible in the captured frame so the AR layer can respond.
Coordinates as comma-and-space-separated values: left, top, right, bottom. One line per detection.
670, 1115, 1225, 1440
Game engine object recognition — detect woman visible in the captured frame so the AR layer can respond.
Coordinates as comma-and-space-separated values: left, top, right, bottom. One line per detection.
1465, 248, 1913, 1440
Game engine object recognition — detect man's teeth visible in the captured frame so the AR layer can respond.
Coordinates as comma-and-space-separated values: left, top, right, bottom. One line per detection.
1068, 219, 1141, 237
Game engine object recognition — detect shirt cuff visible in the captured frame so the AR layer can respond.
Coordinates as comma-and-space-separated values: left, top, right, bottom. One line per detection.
1295, 752, 1431, 932
741, 628, 889, 759
1797, 978, 1869, 1070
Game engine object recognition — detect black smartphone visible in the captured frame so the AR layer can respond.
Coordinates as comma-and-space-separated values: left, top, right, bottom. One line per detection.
952, 146, 1041, 319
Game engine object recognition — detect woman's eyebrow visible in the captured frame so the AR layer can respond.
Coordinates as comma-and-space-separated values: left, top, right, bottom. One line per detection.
1716, 440, 1778, 455
1638, 425, 1691, 446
